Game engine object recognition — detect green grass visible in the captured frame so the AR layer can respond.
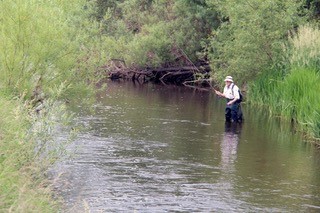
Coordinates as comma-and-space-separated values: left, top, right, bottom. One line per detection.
0, 0, 102, 211
0, 96, 58, 212
249, 67, 320, 140
248, 25, 320, 141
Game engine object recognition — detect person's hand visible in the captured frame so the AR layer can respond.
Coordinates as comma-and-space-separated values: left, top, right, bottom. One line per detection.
214, 90, 222, 96
227, 100, 233, 105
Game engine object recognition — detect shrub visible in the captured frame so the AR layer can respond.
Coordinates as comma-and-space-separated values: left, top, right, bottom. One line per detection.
0, 0, 99, 100
207, 0, 303, 85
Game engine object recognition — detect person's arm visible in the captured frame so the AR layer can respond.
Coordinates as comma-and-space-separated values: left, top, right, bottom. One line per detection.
227, 98, 238, 105
214, 89, 225, 97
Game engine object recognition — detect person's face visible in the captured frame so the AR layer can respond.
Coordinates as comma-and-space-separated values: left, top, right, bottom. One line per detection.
225, 81, 232, 86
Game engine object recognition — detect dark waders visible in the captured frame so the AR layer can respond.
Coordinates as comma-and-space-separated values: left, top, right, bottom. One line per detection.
225, 99, 243, 123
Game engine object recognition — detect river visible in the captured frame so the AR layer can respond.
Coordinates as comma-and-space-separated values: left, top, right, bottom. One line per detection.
52, 80, 320, 212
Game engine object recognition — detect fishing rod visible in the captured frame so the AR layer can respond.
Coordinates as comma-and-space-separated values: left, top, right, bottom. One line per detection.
208, 78, 225, 97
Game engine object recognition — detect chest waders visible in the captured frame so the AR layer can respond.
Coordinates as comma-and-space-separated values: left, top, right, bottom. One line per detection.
225, 99, 243, 123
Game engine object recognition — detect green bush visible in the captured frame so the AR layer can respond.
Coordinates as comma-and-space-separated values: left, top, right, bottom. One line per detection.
0, 96, 56, 211
95, 0, 219, 68
207, 0, 303, 85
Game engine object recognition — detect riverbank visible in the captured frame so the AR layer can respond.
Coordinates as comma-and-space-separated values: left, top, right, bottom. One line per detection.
0, 92, 83, 211
248, 68, 320, 146
0, 0, 101, 210
248, 26, 320, 145
0, 95, 57, 211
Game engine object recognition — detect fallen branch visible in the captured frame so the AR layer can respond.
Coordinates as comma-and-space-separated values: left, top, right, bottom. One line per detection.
104, 63, 211, 86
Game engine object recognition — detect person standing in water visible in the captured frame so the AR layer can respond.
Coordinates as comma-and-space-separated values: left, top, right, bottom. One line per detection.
214, 76, 243, 123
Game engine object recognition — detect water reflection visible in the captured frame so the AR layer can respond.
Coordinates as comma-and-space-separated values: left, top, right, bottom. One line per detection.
220, 122, 242, 172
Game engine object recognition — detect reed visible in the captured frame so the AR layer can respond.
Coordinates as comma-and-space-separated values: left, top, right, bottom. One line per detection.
288, 25, 320, 69
286, 69, 320, 138
249, 25, 320, 140
247, 69, 283, 111
249, 68, 320, 139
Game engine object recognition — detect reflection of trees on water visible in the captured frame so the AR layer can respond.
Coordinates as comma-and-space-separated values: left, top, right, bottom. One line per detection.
220, 123, 242, 172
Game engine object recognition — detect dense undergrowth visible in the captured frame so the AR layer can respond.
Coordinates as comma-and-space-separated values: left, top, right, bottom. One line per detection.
248, 25, 320, 141
94, 0, 219, 68
0, 95, 72, 211
0, 96, 51, 211
0, 0, 102, 211
0, 0, 320, 211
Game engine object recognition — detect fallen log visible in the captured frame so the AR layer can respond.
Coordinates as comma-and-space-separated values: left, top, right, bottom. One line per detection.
104, 63, 211, 87
150, 65, 210, 73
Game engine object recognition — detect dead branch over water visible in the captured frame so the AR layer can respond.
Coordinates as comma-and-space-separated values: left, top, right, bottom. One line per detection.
101, 59, 214, 90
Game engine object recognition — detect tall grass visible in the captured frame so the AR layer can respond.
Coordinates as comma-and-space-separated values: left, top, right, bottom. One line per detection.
288, 25, 320, 69
0, 0, 101, 211
0, 96, 56, 211
0, 0, 100, 99
249, 25, 320, 140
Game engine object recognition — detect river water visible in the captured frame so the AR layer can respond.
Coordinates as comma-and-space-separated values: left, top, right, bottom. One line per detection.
52, 81, 320, 212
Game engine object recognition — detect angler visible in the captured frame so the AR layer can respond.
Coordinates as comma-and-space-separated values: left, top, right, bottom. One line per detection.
214, 76, 243, 123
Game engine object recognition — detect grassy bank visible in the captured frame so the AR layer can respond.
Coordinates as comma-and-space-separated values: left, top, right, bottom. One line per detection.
0, 98, 55, 212
248, 25, 320, 142
0, 92, 84, 211
0, 95, 58, 211
0, 0, 102, 211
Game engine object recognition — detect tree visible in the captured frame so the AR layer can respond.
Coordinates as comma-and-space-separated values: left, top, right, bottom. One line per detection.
93, 0, 219, 67
305, 0, 320, 20
206, 0, 303, 84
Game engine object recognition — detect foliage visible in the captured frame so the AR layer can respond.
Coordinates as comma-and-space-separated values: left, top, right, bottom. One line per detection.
206, 0, 304, 85
94, 0, 219, 67
94, 0, 124, 21
304, 0, 320, 20
0, 0, 102, 211
249, 25, 320, 139
0, 96, 55, 211
0, 94, 77, 211
0, 0, 100, 100
286, 25, 320, 69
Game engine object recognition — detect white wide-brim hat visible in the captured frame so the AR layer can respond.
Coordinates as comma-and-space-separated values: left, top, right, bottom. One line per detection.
224, 76, 233, 82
